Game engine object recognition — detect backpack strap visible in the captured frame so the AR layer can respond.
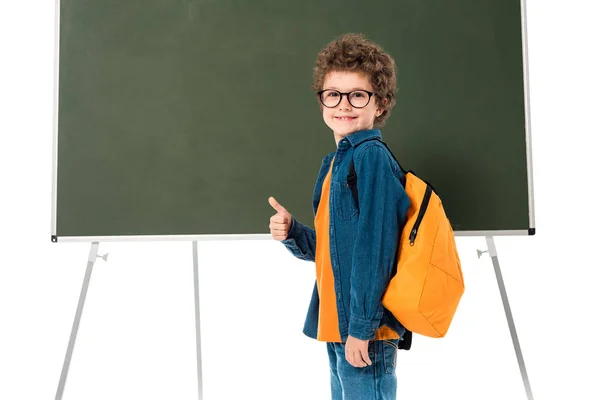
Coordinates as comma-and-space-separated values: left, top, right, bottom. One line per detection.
400, 330, 413, 350
347, 160, 359, 211
347, 138, 407, 210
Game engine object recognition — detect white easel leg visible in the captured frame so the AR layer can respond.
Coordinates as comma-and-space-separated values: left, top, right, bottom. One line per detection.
192, 241, 203, 400
485, 236, 534, 400
55, 242, 100, 400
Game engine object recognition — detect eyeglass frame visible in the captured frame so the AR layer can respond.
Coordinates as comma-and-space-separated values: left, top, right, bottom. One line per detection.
316, 89, 375, 109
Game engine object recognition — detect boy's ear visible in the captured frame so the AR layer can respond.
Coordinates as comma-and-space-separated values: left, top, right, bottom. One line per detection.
376, 98, 388, 116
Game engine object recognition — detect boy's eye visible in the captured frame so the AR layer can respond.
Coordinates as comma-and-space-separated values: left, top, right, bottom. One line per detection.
327, 91, 340, 97
350, 91, 366, 98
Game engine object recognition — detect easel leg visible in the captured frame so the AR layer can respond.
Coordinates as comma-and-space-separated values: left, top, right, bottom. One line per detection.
192, 241, 204, 400
55, 242, 100, 400
486, 237, 534, 400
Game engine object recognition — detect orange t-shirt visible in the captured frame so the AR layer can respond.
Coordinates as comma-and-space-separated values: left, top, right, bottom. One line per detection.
314, 161, 342, 342
314, 160, 399, 342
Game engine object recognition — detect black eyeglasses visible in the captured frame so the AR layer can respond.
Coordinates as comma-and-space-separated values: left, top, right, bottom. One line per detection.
317, 89, 374, 109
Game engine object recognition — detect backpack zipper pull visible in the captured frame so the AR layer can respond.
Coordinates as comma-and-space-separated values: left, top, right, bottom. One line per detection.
409, 228, 417, 245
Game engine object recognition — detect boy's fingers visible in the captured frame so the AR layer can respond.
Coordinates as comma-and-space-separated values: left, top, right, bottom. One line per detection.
349, 352, 363, 368
357, 352, 367, 367
271, 231, 287, 241
345, 348, 360, 368
346, 350, 369, 368
268, 196, 280, 211
270, 214, 289, 225
345, 353, 354, 367
268, 196, 288, 215
362, 349, 372, 366
269, 224, 288, 233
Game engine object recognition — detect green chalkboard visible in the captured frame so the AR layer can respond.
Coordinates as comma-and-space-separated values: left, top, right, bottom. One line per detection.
52, 0, 534, 240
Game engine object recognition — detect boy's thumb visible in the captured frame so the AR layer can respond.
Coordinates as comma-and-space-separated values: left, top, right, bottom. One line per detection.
268, 196, 286, 214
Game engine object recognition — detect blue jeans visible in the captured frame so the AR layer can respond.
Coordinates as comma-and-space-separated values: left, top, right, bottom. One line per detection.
327, 338, 399, 400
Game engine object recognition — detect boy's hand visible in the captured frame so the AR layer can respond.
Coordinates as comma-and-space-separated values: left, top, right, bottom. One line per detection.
268, 196, 292, 241
345, 335, 372, 368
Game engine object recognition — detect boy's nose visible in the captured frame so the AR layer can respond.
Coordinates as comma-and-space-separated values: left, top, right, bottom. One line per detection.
338, 94, 353, 109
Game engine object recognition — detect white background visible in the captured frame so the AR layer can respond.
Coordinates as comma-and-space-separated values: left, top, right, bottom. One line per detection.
1, 0, 599, 399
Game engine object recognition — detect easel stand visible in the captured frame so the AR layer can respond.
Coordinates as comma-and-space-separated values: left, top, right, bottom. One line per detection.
55, 242, 204, 400
54, 237, 534, 400
480, 236, 534, 400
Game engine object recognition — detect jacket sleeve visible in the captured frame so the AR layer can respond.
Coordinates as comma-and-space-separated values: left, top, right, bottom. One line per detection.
281, 216, 317, 262
347, 146, 410, 340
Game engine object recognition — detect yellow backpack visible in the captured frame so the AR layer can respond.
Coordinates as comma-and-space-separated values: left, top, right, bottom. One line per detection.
348, 139, 464, 338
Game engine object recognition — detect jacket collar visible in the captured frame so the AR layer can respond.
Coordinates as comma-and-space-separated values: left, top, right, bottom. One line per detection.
345, 129, 382, 147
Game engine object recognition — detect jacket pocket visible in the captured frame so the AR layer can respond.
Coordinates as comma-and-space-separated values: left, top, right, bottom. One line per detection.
332, 181, 358, 221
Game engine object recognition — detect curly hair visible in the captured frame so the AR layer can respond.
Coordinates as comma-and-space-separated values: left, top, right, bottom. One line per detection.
312, 33, 398, 127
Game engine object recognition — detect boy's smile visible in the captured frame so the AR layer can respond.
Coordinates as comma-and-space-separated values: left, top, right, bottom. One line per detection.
321, 71, 384, 145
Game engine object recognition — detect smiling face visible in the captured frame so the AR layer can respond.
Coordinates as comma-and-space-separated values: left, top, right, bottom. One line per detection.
321, 71, 384, 145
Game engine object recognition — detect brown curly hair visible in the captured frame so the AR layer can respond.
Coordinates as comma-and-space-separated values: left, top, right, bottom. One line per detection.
312, 33, 398, 127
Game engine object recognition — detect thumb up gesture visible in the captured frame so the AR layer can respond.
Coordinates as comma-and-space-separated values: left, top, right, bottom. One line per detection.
268, 196, 292, 241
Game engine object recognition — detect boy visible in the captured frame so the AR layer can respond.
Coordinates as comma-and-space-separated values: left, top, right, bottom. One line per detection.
268, 33, 410, 400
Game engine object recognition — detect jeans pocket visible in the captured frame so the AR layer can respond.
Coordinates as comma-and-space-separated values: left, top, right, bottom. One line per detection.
382, 339, 399, 374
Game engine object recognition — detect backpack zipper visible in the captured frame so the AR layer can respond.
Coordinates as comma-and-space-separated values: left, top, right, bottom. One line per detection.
409, 185, 432, 246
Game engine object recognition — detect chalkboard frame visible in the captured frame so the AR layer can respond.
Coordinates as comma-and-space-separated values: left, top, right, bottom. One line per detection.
50, 0, 535, 243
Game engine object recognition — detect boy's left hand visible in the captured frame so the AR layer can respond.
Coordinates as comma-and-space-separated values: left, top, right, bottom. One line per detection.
345, 335, 372, 368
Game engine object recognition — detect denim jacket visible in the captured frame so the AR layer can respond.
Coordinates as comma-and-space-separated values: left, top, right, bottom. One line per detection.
281, 129, 411, 342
